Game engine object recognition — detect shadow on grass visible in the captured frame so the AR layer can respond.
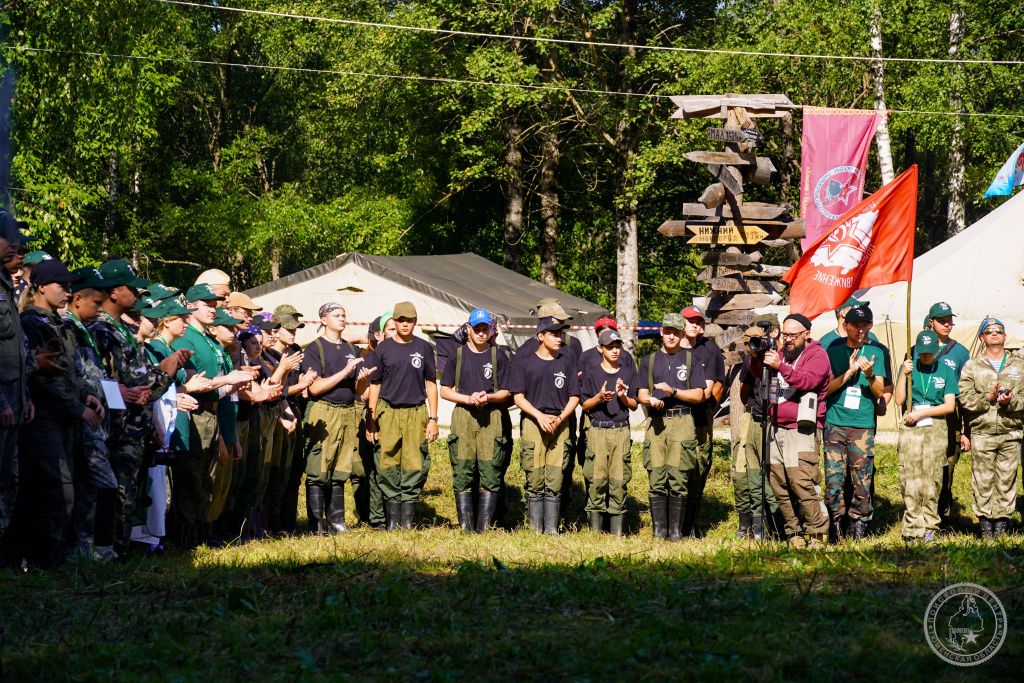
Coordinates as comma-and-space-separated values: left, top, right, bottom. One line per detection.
1, 540, 1021, 682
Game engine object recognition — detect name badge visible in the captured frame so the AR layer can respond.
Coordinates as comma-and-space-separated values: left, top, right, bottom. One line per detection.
843, 386, 862, 410
912, 404, 933, 427
778, 376, 794, 403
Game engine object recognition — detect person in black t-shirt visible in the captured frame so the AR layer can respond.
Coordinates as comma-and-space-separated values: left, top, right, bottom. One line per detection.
439, 308, 512, 532
365, 301, 439, 530
679, 305, 725, 538
637, 312, 707, 540
508, 315, 580, 535
300, 303, 368, 535
580, 329, 637, 535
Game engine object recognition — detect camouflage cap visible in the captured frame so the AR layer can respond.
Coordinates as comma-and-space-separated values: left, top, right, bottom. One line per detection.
273, 303, 303, 318
662, 312, 685, 329
275, 312, 305, 330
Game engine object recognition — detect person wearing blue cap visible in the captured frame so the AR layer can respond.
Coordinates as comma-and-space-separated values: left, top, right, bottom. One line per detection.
958, 317, 1024, 539
893, 330, 960, 542
440, 308, 512, 532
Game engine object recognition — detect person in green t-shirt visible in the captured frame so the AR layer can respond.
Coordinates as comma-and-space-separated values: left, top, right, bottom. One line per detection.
894, 330, 959, 541
824, 305, 887, 542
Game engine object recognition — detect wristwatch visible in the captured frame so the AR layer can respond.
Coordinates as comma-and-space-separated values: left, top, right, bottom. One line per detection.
428, 416, 438, 422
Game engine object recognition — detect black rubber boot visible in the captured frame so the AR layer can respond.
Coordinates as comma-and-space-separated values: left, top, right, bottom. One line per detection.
589, 511, 604, 532
527, 497, 544, 532
993, 518, 1009, 539
399, 501, 415, 530
306, 484, 326, 534
385, 500, 401, 531
750, 514, 764, 541
736, 512, 753, 539
979, 517, 994, 539
326, 483, 350, 534
455, 491, 475, 532
649, 495, 668, 540
851, 519, 868, 540
668, 496, 685, 541
476, 491, 497, 533
608, 514, 624, 537
543, 495, 560, 536
830, 516, 846, 544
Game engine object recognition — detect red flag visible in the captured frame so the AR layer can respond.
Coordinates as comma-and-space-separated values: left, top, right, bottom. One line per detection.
784, 165, 918, 320
800, 107, 881, 250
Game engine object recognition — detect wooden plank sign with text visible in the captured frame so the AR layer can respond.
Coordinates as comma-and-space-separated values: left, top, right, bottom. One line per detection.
687, 223, 768, 245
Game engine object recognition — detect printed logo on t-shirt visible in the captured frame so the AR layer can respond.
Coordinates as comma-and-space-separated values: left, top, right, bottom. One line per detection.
483, 362, 493, 380
676, 364, 688, 382
934, 377, 946, 389
410, 352, 423, 369
943, 359, 957, 371
554, 371, 566, 389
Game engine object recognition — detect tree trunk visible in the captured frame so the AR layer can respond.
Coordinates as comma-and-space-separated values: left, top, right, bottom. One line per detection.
869, 6, 895, 185
538, 130, 560, 288
614, 120, 639, 353
946, 3, 967, 236
270, 247, 281, 281
501, 120, 525, 272
104, 151, 119, 259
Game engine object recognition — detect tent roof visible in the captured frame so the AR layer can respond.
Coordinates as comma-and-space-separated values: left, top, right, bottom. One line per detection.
245, 252, 609, 326
857, 190, 1024, 340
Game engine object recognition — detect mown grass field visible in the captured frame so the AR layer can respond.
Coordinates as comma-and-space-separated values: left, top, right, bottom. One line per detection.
2, 440, 1021, 681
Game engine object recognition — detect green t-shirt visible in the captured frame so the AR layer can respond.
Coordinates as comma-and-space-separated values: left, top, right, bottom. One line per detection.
898, 360, 959, 409
938, 341, 971, 380
826, 342, 888, 428
172, 324, 222, 403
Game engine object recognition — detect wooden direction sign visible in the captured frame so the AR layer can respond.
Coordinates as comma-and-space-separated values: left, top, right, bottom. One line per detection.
706, 310, 761, 327
687, 223, 767, 245
697, 263, 790, 282
707, 293, 777, 311
684, 150, 752, 166
709, 276, 785, 294
707, 127, 748, 144
709, 163, 743, 196
702, 250, 762, 267
670, 94, 798, 120
683, 202, 790, 221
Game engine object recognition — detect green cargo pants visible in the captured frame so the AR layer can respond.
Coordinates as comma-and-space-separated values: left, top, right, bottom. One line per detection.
446, 405, 510, 492
897, 418, 947, 538
583, 425, 632, 514
304, 401, 360, 485
731, 413, 778, 515
376, 401, 431, 503
171, 410, 220, 525
520, 416, 572, 497
642, 411, 698, 497
355, 404, 383, 525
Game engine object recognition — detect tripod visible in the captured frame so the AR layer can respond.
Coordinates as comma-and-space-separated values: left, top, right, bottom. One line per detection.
757, 359, 777, 542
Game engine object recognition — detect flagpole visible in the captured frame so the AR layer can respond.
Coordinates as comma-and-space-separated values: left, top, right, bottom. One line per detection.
903, 278, 912, 434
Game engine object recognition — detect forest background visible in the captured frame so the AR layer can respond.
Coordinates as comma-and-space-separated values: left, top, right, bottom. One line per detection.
4, 0, 1023, 330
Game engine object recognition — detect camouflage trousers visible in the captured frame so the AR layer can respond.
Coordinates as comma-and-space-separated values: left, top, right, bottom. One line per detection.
0, 424, 18, 544
376, 402, 431, 503
769, 424, 830, 538
583, 425, 633, 514
970, 430, 1023, 520
65, 420, 117, 558
446, 405, 510, 493
897, 418, 947, 538
823, 424, 876, 521
642, 412, 699, 498
304, 401, 360, 486
731, 413, 778, 516
520, 416, 572, 497
109, 433, 149, 550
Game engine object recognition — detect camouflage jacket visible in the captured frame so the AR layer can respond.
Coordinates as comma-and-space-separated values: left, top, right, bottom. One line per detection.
62, 312, 107, 402
0, 270, 28, 418
90, 311, 170, 438
21, 304, 86, 423
958, 353, 1024, 435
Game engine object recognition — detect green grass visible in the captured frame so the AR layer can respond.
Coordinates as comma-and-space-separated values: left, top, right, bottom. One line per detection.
2, 441, 1022, 681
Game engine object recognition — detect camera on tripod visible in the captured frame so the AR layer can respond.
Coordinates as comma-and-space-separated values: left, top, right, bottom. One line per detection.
747, 320, 776, 356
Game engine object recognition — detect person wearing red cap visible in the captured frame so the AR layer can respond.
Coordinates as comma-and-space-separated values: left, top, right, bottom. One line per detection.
678, 304, 725, 538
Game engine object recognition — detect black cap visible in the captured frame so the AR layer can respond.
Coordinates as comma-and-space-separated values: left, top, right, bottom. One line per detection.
783, 313, 812, 331
256, 317, 281, 332
844, 305, 873, 324
537, 315, 569, 334
32, 258, 83, 287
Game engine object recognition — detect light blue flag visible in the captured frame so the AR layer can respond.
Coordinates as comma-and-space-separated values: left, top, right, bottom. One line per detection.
984, 141, 1024, 199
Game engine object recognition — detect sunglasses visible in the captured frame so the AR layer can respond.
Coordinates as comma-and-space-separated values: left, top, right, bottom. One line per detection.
983, 327, 1005, 336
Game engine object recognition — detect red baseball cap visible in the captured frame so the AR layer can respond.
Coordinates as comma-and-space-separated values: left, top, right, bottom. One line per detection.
594, 316, 618, 330
680, 305, 705, 321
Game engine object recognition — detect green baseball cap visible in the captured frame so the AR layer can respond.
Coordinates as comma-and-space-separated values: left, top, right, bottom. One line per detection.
69, 266, 110, 293
23, 250, 52, 266
147, 282, 182, 302
141, 298, 190, 320
212, 308, 243, 327
273, 303, 303, 318
184, 283, 225, 303
915, 330, 940, 356
99, 259, 150, 288
131, 294, 160, 313
838, 296, 867, 312
275, 312, 305, 330
926, 302, 955, 320
662, 312, 685, 329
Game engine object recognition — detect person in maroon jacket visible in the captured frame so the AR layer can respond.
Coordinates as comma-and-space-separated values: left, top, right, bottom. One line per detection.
753, 313, 832, 548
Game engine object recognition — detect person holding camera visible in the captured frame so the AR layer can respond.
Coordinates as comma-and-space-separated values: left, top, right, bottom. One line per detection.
958, 317, 1024, 539
750, 314, 831, 548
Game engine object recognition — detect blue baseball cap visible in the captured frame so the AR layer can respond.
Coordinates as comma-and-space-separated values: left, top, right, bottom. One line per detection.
978, 317, 1005, 337
467, 308, 494, 327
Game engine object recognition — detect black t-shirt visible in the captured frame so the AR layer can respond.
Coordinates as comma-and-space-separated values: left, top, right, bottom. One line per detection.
303, 336, 360, 405
367, 336, 437, 407
739, 357, 767, 422
581, 362, 637, 423
440, 344, 511, 396
637, 348, 697, 412
579, 345, 637, 376
507, 349, 580, 414
689, 337, 725, 426
515, 333, 582, 365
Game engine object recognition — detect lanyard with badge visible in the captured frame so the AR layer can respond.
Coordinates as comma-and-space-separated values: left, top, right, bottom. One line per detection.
842, 347, 869, 411
67, 311, 102, 365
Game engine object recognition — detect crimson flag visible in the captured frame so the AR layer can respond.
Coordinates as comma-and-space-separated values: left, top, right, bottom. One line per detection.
784, 165, 918, 320
800, 107, 881, 250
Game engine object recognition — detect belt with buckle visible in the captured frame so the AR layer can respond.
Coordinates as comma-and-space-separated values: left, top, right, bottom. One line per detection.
658, 407, 691, 417
590, 419, 629, 429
